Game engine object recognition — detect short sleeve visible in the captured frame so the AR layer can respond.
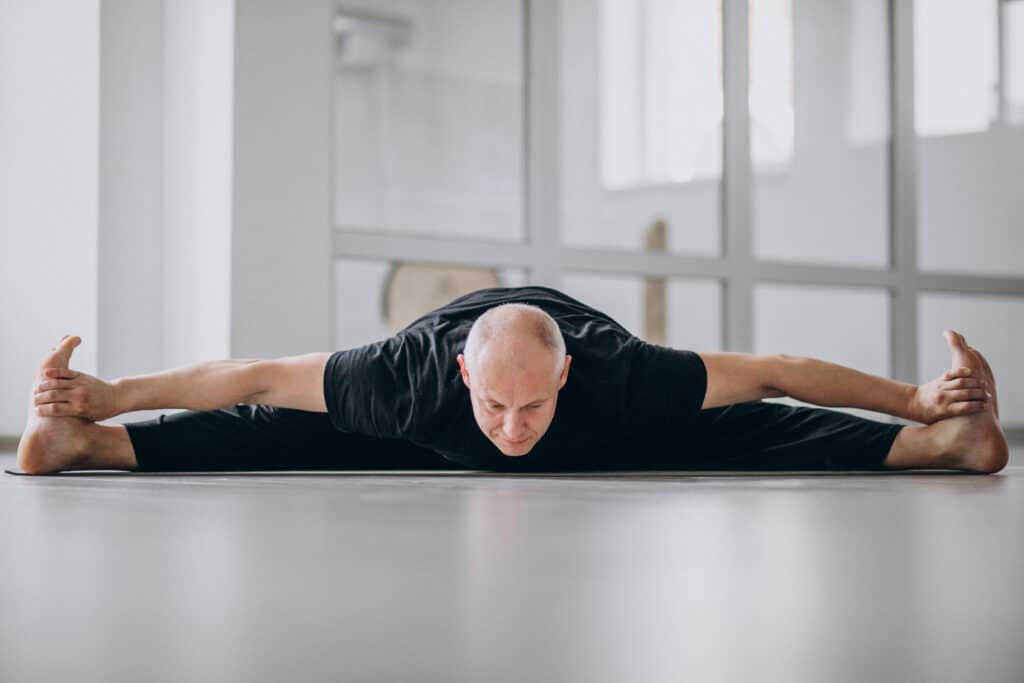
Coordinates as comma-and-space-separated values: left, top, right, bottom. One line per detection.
625, 344, 708, 430
323, 337, 420, 439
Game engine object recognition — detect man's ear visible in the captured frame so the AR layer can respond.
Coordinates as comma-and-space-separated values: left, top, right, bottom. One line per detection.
557, 354, 572, 390
456, 354, 471, 388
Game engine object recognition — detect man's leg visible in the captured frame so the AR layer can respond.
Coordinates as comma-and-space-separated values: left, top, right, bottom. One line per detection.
677, 400, 904, 471
74, 422, 137, 470
120, 404, 458, 472
678, 398, 1003, 473
20, 404, 459, 473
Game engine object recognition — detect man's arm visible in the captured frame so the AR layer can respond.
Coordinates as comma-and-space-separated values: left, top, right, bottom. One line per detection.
245, 353, 331, 413
697, 352, 786, 409
699, 351, 991, 423
115, 353, 331, 414
697, 352, 917, 420
113, 359, 268, 413
36, 352, 332, 420
770, 353, 919, 419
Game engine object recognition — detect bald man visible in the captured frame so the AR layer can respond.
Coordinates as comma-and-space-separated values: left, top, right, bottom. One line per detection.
18, 286, 1008, 475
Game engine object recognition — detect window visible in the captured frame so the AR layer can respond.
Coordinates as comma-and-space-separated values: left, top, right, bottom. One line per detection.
332, 0, 1024, 434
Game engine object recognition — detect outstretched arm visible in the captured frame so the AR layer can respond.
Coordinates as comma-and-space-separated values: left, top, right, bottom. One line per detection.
697, 351, 989, 423
115, 359, 267, 413
33, 353, 331, 419
754, 353, 918, 418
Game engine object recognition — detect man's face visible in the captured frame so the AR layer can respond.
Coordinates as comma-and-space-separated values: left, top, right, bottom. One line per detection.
457, 340, 571, 457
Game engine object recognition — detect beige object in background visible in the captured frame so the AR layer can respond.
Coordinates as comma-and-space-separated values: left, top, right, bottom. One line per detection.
644, 219, 668, 346
383, 263, 502, 334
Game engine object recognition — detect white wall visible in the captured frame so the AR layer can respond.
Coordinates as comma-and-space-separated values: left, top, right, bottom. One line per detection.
2, 0, 334, 438
0, 0, 101, 434
231, 0, 333, 360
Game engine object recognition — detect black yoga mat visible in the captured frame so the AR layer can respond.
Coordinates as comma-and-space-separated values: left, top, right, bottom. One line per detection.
4, 467, 953, 477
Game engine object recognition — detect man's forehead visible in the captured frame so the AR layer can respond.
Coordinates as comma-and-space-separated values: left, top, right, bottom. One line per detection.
473, 338, 559, 371
479, 389, 551, 405
472, 361, 558, 400
472, 357, 556, 385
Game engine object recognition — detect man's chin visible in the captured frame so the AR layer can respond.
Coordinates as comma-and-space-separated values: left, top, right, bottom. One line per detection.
497, 440, 534, 456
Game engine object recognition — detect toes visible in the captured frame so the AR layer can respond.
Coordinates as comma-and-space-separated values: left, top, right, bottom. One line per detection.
944, 366, 974, 380
979, 354, 993, 376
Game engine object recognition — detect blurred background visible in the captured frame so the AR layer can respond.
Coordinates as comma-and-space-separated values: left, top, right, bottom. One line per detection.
1, 0, 1022, 449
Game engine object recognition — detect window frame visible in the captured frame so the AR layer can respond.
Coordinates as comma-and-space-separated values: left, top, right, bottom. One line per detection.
331, 0, 1024, 436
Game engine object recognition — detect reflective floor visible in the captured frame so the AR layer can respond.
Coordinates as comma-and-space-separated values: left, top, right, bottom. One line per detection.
2, 451, 1023, 683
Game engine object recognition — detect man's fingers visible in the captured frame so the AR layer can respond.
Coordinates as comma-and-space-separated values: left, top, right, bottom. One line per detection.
35, 403, 71, 417
947, 389, 989, 402
945, 377, 986, 390
942, 389, 989, 403
952, 401, 989, 415
34, 379, 75, 393
44, 368, 79, 379
943, 367, 974, 380
33, 389, 77, 405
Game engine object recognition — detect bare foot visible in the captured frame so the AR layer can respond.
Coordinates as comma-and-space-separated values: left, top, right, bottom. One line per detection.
17, 336, 95, 474
935, 330, 1008, 473
970, 345, 999, 421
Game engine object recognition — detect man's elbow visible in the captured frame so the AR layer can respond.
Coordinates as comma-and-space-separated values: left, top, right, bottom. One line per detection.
246, 353, 330, 412
765, 353, 798, 398
699, 351, 789, 409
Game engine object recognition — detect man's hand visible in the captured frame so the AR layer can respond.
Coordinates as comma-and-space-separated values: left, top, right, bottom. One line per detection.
32, 367, 121, 421
909, 366, 991, 424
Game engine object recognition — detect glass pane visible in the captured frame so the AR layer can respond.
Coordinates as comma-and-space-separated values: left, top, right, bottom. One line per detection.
333, 1, 524, 241
919, 293, 1024, 427
753, 284, 893, 423
560, 273, 723, 351
559, 0, 722, 255
914, 0, 998, 138
915, 1, 1023, 276
750, 0, 890, 268
334, 259, 526, 349
1008, 1, 1024, 126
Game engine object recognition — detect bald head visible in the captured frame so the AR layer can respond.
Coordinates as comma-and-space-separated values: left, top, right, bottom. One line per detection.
463, 303, 566, 377
458, 304, 571, 455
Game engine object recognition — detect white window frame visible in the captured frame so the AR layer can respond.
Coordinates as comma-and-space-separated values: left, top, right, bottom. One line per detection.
332, 0, 1024, 437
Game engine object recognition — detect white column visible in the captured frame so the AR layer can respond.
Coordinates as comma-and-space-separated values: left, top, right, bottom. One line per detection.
162, 0, 235, 368
98, 0, 166, 383
230, 0, 333, 359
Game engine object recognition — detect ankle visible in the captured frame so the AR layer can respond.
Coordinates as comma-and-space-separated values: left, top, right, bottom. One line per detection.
81, 424, 138, 471
883, 423, 957, 470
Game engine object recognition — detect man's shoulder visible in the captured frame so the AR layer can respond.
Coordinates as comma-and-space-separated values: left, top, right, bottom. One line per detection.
399, 286, 582, 329
440, 285, 584, 311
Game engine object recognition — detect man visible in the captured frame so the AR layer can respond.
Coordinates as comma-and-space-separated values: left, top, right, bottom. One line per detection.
17, 286, 1008, 475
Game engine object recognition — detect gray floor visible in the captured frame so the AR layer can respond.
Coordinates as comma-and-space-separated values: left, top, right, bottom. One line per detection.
2, 451, 1023, 683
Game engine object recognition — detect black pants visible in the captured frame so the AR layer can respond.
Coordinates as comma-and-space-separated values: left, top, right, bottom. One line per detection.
123, 401, 905, 472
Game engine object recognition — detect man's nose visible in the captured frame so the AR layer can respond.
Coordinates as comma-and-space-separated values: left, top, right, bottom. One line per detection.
503, 412, 527, 437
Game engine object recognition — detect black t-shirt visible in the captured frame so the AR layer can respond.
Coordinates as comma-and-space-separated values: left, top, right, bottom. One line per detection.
323, 286, 707, 471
